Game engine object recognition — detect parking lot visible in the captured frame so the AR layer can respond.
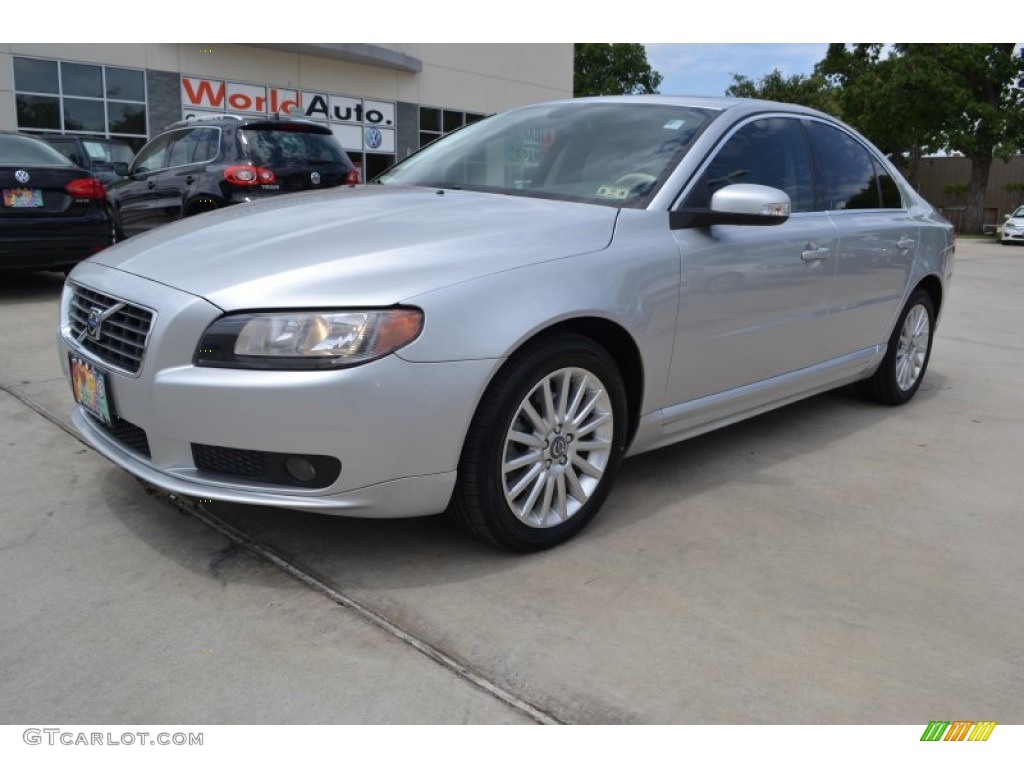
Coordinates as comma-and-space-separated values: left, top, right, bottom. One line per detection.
1, 237, 1021, 725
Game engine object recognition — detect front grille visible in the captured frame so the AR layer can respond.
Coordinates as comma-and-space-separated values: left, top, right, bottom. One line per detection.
89, 413, 151, 458
68, 286, 153, 374
192, 443, 340, 489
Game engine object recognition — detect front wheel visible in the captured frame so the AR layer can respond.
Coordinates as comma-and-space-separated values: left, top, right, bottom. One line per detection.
858, 289, 935, 405
449, 334, 628, 552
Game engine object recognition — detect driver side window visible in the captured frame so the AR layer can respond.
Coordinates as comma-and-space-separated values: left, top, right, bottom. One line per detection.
688, 117, 815, 213
131, 133, 173, 175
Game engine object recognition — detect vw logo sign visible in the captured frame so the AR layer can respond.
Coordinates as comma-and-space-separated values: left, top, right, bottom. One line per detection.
15, 169, 30, 184
310, 171, 321, 185
365, 127, 383, 150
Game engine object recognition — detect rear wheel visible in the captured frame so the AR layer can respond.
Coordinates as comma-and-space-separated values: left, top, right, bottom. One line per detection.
858, 289, 934, 405
450, 334, 628, 552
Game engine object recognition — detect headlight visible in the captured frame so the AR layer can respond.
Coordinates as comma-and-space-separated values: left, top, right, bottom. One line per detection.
194, 308, 423, 369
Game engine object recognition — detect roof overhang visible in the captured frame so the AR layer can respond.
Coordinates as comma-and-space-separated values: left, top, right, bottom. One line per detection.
248, 44, 422, 74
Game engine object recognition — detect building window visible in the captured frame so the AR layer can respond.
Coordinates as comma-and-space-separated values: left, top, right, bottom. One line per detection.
418, 106, 487, 149
13, 57, 148, 148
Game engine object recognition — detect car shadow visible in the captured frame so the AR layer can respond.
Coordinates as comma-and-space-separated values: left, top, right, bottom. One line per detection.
0, 270, 66, 306
96, 371, 952, 592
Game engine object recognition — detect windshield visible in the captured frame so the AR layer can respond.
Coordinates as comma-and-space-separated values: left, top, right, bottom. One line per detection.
377, 101, 715, 207
82, 140, 135, 165
1013, 206, 1024, 218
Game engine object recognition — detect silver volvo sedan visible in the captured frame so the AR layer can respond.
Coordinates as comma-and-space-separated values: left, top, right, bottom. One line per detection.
59, 96, 954, 551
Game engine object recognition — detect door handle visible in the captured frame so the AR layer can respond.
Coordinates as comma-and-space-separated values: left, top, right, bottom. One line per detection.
146, 181, 156, 190
898, 236, 916, 251
185, 176, 195, 185
801, 246, 830, 262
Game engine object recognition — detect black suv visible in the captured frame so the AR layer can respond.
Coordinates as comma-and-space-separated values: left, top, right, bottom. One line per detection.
40, 135, 136, 186
107, 115, 359, 238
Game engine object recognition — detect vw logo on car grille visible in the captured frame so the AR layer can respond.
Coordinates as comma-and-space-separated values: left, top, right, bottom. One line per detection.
310, 171, 321, 185
15, 169, 30, 184
365, 127, 383, 150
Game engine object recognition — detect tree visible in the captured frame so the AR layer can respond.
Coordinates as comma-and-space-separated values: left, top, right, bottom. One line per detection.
896, 44, 1024, 233
726, 68, 838, 115
574, 44, 662, 97
739, 44, 1024, 233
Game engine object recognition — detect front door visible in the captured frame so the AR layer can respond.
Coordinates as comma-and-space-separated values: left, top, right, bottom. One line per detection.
666, 116, 838, 405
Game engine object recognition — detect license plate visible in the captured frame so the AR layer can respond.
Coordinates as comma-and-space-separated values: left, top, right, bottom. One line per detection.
3, 188, 44, 208
70, 356, 114, 426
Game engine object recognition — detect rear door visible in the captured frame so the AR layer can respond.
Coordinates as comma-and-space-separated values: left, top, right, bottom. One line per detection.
151, 127, 218, 224
807, 121, 920, 358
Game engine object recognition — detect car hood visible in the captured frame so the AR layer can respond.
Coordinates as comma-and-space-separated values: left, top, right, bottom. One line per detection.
92, 185, 618, 309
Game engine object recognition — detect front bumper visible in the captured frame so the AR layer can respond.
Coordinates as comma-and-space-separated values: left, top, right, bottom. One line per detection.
1002, 226, 1024, 244
58, 263, 496, 518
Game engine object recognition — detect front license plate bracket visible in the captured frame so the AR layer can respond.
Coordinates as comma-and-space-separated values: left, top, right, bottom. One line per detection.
70, 355, 114, 426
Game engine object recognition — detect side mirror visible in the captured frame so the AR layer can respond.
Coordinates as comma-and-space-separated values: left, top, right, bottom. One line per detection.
671, 184, 792, 229
112, 162, 130, 177
1005, 214, 1011, 221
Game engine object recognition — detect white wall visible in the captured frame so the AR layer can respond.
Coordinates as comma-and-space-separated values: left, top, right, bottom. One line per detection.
0, 43, 573, 132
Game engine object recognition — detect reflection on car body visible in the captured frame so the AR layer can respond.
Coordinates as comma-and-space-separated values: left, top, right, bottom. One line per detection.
58, 96, 954, 552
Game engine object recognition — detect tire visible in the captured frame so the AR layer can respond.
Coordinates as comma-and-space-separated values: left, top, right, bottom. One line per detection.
857, 289, 935, 405
449, 333, 628, 552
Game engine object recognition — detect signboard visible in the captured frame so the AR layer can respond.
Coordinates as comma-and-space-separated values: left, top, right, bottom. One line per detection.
181, 77, 396, 153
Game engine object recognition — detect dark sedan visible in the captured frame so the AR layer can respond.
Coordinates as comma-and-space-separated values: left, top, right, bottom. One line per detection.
1, 133, 113, 271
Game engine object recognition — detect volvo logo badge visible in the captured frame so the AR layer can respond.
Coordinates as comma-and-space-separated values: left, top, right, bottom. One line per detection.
86, 308, 104, 340
310, 171, 321, 185
15, 169, 30, 184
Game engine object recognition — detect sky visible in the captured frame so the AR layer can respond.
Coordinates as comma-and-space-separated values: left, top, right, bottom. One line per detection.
645, 44, 829, 98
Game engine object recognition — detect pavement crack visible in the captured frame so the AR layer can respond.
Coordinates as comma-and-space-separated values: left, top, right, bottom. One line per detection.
208, 543, 239, 579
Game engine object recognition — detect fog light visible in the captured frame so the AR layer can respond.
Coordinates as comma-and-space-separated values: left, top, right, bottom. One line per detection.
285, 456, 317, 483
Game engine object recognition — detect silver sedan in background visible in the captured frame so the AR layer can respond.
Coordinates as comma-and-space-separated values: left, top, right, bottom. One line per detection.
59, 96, 954, 551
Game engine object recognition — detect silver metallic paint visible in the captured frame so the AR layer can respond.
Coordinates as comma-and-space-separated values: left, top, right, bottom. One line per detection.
58, 96, 954, 519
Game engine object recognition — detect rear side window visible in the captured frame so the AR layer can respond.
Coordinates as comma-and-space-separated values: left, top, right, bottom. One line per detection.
166, 128, 219, 167
809, 121, 901, 210
239, 126, 350, 167
688, 117, 815, 213
876, 162, 904, 208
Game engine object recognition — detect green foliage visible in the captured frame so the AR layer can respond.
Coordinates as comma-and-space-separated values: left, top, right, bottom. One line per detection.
943, 183, 968, 197
1005, 182, 1024, 194
736, 44, 1024, 232
574, 44, 663, 97
726, 69, 839, 115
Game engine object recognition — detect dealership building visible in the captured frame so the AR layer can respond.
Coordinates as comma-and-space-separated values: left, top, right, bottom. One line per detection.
0, 43, 573, 179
